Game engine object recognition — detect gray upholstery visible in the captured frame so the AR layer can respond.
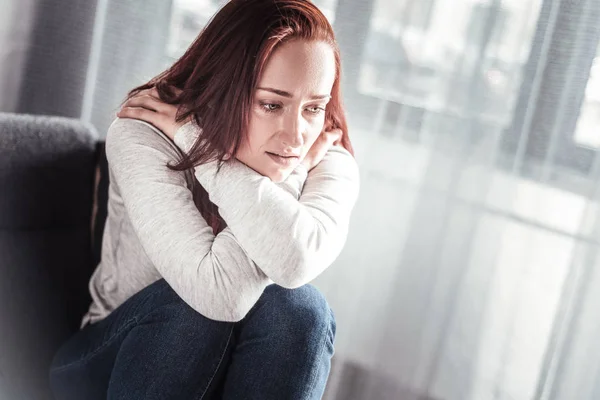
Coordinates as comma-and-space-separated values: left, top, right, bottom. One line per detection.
0, 112, 99, 399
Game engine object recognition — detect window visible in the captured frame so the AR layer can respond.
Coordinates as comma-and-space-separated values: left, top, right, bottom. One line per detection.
574, 43, 600, 150
167, 0, 223, 60
360, 0, 543, 139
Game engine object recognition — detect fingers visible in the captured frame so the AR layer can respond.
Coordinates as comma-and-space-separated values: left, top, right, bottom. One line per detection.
116, 86, 187, 140
140, 86, 161, 98
146, 85, 183, 99
323, 128, 342, 146
121, 94, 165, 113
118, 89, 165, 120
117, 105, 165, 125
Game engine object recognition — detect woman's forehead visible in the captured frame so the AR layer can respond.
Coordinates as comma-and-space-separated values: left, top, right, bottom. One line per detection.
257, 40, 336, 97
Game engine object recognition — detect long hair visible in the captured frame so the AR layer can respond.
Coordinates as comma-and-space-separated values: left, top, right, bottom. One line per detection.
126, 0, 353, 234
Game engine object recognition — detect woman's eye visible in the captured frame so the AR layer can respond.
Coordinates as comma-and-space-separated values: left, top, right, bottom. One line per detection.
261, 103, 281, 113
306, 106, 326, 115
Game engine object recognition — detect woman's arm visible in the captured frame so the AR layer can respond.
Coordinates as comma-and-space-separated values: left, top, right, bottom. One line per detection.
172, 120, 309, 200
106, 118, 272, 322
174, 123, 360, 289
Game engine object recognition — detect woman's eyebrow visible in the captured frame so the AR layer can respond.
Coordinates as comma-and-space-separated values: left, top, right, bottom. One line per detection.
257, 87, 331, 100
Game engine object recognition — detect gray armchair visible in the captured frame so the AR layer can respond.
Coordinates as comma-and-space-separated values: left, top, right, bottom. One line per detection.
0, 112, 108, 400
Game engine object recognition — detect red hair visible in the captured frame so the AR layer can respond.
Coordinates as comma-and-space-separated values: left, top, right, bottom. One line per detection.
126, 0, 353, 234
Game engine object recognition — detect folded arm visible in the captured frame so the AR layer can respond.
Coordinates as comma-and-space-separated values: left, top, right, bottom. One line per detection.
105, 118, 272, 322
174, 122, 360, 289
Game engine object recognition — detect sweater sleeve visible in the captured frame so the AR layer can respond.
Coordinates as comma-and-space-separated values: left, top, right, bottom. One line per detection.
174, 121, 309, 199
174, 122, 360, 289
105, 118, 271, 322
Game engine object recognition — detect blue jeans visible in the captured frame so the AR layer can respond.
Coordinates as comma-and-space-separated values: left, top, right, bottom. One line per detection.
49, 278, 336, 399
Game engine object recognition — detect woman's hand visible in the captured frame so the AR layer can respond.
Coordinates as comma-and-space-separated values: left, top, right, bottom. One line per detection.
116, 87, 188, 141
301, 128, 342, 171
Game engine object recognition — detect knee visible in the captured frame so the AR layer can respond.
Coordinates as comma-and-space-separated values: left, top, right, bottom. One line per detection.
262, 284, 336, 344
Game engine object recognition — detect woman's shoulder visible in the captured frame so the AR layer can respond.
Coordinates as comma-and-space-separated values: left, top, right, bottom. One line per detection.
105, 118, 182, 159
107, 118, 170, 144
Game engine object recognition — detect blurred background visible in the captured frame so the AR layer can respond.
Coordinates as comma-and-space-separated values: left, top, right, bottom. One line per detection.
2, 0, 600, 399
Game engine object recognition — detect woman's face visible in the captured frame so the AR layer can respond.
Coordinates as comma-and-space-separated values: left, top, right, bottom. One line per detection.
236, 39, 337, 182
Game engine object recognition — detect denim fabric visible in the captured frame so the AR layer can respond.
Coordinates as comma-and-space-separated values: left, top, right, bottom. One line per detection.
49, 279, 336, 400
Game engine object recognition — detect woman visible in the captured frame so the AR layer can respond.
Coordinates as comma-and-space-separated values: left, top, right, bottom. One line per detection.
49, 0, 359, 399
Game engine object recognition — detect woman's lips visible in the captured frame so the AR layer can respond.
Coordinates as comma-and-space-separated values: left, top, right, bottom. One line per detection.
266, 152, 299, 166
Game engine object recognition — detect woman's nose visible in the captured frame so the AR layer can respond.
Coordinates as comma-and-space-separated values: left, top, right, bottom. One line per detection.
282, 114, 304, 148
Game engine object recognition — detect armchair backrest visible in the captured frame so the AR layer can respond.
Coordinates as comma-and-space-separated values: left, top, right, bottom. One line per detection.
0, 112, 99, 399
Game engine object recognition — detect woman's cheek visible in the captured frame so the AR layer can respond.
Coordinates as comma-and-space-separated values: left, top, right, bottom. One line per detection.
308, 123, 323, 144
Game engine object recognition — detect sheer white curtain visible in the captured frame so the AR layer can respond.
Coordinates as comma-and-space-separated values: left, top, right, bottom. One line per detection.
0, 0, 37, 112
313, 0, 600, 399
0, 0, 97, 116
